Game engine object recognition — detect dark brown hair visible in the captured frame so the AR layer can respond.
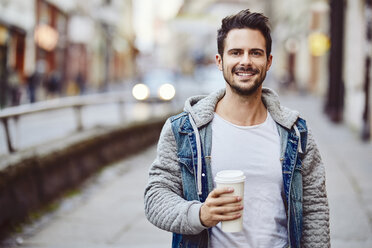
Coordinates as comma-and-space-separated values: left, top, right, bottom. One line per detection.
217, 9, 272, 59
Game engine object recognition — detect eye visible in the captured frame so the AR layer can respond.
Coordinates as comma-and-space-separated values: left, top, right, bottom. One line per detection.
251, 50, 263, 57
229, 50, 241, 56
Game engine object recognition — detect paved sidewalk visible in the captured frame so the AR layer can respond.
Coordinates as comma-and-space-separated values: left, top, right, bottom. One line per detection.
2, 147, 172, 248
2, 92, 372, 248
281, 92, 372, 248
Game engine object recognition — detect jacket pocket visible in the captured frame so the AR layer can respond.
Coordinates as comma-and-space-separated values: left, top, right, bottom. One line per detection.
179, 156, 198, 201
179, 157, 194, 175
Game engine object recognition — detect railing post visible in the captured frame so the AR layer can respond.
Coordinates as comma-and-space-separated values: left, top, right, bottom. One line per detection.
2, 118, 15, 153
362, 0, 372, 141
118, 100, 125, 122
74, 105, 83, 132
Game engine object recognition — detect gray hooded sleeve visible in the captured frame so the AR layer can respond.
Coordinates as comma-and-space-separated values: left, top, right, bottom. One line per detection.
144, 119, 206, 235
301, 128, 330, 247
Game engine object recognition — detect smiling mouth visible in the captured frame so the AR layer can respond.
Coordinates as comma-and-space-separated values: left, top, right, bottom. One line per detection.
236, 72, 255, 76
234, 69, 259, 79
233, 67, 259, 78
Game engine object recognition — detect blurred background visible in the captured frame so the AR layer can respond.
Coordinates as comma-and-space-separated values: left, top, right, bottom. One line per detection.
1, 0, 372, 247
0, 0, 370, 140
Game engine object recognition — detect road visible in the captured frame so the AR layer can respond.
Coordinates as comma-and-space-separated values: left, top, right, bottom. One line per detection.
2, 91, 372, 248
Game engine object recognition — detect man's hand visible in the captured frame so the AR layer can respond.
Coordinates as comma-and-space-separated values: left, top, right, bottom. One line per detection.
200, 187, 243, 227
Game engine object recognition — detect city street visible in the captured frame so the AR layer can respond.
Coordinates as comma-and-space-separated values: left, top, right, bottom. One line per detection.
1, 0, 371, 247
1, 91, 372, 248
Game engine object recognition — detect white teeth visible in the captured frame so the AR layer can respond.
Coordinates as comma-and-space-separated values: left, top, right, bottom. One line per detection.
237, 72, 253, 76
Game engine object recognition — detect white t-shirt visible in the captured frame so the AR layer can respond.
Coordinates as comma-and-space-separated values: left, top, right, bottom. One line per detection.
210, 112, 288, 248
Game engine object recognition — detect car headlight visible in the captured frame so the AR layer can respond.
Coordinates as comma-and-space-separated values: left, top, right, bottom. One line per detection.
158, 83, 176, 101
132, 83, 150, 100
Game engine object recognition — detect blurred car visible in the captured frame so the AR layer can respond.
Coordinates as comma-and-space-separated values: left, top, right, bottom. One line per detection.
194, 65, 226, 95
132, 70, 177, 102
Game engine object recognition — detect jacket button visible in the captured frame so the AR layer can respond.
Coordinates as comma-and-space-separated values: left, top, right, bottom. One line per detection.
280, 158, 284, 161
202, 173, 205, 177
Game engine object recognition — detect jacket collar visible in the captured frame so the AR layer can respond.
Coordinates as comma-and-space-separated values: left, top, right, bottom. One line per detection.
183, 87, 299, 130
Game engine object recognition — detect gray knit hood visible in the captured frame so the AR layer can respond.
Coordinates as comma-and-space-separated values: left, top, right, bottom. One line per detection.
183, 87, 300, 130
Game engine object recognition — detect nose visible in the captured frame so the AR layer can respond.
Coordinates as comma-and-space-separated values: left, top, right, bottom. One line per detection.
240, 52, 252, 66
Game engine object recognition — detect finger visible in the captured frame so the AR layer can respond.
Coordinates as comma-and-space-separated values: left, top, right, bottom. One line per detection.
210, 187, 234, 197
212, 204, 244, 215
214, 212, 242, 222
211, 195, 242, 206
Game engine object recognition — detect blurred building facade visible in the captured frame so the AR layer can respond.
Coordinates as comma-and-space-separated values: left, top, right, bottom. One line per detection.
0, 0, 137, 107
0, 0, 34, 107
268, 0, 371, 141
342, 0, 371, 140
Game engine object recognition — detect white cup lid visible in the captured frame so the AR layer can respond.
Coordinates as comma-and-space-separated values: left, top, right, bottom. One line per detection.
215, 170, 246, 183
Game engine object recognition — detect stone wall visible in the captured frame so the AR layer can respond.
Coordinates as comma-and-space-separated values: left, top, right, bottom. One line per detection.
0, 118, 166, 238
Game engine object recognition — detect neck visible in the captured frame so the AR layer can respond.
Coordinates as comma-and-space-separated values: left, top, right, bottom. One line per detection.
215, 86, 267, 126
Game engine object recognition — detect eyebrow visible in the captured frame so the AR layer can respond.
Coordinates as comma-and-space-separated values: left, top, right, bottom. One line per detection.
251, 48, 265, 53
227, 48, 242, 53
227, 48, 265, 53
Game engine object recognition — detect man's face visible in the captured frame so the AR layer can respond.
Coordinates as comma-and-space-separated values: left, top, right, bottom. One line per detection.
216, 28, 272, 96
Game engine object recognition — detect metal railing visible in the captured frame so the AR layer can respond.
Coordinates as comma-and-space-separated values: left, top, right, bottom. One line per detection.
0, 91, 133, 153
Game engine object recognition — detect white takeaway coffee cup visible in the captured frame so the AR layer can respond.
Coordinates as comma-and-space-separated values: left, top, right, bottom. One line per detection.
214, 170, 246, 232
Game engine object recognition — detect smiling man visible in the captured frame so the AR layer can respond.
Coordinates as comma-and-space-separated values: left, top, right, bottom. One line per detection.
217, 29, 271, 97
144, 9, 330, 248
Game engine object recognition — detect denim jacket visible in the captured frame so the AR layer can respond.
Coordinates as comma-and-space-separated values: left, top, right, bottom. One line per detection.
144, 88, 330, 248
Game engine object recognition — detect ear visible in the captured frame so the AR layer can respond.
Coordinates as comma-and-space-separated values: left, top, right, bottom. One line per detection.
215, 54, 223, 71
266, 54, 273, 71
